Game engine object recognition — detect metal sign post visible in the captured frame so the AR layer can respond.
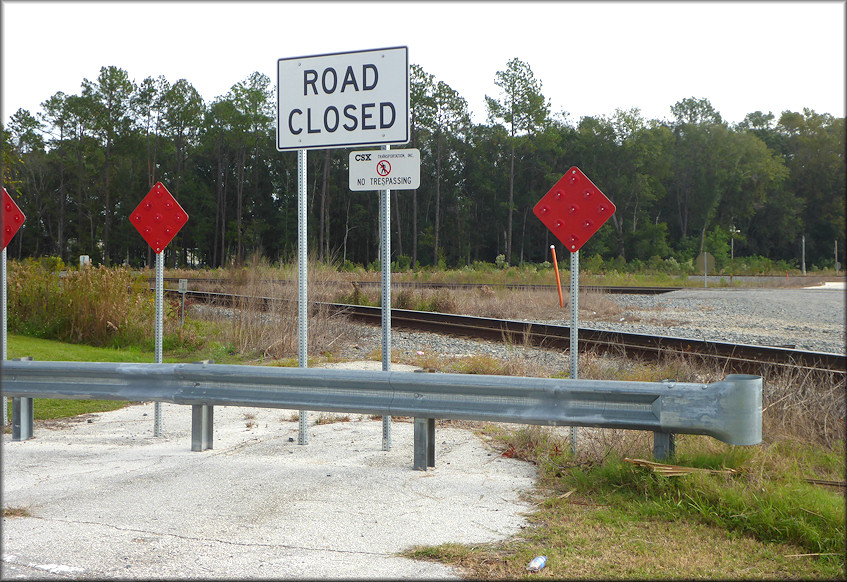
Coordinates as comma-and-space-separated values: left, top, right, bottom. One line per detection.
569, 250, 579, 454
154, 251, 164, 435
298, 149, 309, 445
279, 46, 410, 451
533, 167, 616, 458
697, 252, 714, 288
2, 188, 27, 426
2, 247, 7, 427
178, 278, 188, 327
380, 144, 392, 450
129, 182, 188, 436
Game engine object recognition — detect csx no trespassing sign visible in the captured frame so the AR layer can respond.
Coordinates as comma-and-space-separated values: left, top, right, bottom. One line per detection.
349, 148, 420, 191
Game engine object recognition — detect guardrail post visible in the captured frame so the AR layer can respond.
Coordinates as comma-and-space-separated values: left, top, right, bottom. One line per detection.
413, 417, 435, 470
190, 360, 214, 451
11, 357, 34, 441
191, 405, 214, 451
12, 397, 33, 441
653, 431, 675, 460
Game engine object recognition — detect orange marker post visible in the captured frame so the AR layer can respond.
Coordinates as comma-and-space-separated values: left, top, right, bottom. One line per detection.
550, 245, 564, 308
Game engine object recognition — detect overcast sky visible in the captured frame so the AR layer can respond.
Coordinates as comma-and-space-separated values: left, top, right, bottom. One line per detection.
2, 0, 845, 128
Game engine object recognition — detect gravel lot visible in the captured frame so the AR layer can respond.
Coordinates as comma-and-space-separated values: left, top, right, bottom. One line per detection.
338, 283, 846, 370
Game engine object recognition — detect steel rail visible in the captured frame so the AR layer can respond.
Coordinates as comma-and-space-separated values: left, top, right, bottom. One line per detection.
151, 277, 680, 294
164, 289, 845, 376
338, 305, 845, 376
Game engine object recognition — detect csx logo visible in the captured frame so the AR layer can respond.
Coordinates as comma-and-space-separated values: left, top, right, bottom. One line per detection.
354, 154, 372, 161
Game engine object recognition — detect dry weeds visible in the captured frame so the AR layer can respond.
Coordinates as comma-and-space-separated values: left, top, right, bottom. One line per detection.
191, 255, 355, 360
187, 263, 844, 448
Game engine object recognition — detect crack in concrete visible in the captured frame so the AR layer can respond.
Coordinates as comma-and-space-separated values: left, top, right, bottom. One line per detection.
20, 515, 394, 557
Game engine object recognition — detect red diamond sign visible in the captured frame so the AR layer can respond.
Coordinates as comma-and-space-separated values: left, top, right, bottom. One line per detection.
129, 182, 189, 253
533, 167, 615, 252
2, 187, 26, 251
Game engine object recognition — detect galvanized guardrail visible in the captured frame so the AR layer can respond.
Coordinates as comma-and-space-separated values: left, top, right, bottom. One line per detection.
2, 359, 762, 469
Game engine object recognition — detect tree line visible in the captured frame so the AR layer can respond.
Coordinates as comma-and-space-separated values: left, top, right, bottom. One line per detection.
2, 59, 844, 271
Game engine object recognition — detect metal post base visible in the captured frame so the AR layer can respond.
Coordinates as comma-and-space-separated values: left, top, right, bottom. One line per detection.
413, 417, 435, 470
191, 405, 214, 451
12, 397, 34, 441
653, 431, 676, 460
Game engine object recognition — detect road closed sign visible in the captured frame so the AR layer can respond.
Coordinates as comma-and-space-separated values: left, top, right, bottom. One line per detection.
349, 148, 420, 191
277, 46, 409, 151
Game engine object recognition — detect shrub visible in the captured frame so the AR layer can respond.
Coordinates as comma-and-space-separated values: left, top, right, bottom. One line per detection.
7, 261, 153, 348
394, 255, 412, 271
395, 288, 415, 310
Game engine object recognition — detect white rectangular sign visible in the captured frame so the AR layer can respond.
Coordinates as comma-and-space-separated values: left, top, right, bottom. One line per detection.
349, 148, 420, 191
277, 46, 409, 151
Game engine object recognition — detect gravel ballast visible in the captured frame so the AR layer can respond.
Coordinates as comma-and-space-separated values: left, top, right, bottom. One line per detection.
338, 284, 845, 369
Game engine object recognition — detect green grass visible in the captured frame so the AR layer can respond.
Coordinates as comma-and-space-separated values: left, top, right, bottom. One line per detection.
561, 447, 845, 556
405, 426, 845, 579
5, 334, 152, 363
2, 333, 243, 423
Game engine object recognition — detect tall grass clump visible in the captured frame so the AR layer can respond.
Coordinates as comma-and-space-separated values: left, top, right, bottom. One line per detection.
760, 366, 845, 448
7, 259, 153, 348
196, 253, 354, 360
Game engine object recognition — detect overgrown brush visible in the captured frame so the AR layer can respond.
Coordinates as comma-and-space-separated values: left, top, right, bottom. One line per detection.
193, 254, 354, 360
7, 260, 153, 348
760, 366, 845, 447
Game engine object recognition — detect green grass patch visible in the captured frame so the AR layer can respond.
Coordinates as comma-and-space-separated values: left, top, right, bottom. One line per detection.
2, 333, 244, 425
5, 333, 151, 363
560, 447, 845, 556
406, 425, 845, 579
4, 334, 150, 424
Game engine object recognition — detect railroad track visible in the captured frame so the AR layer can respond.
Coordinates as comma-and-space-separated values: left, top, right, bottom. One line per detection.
153, 277, 680, 295
164, 288, 845, 377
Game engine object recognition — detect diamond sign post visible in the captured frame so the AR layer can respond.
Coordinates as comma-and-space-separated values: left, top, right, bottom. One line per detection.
533, 167, 616, 454
129, 182, 189, 436
2, 188, 27, 426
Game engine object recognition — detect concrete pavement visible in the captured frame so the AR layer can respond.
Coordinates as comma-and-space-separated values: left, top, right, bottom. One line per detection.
2, 364, 537, 579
